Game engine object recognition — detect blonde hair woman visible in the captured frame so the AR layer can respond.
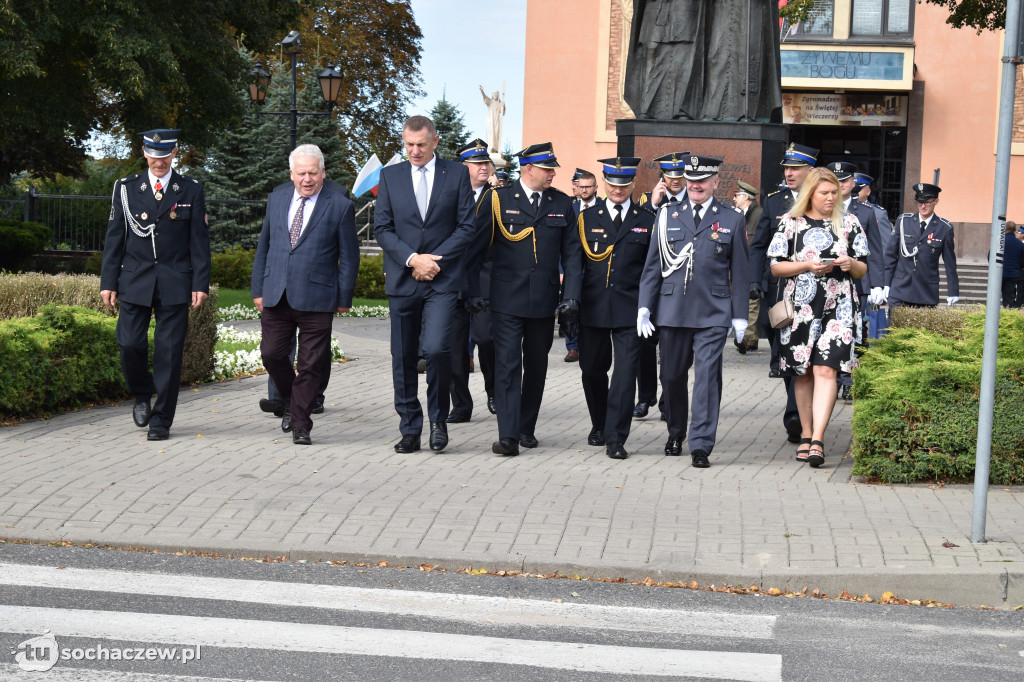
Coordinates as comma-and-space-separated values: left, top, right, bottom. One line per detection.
767, 168, 868, 467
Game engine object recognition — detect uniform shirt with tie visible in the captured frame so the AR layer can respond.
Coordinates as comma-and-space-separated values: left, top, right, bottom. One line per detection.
605, 197, 631, 228
653, 190, 686, 209
520, 180, 542, 211
148, 170, 171, 198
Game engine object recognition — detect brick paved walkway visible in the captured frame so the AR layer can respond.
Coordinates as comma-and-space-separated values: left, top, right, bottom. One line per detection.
2, 317, 1022, 606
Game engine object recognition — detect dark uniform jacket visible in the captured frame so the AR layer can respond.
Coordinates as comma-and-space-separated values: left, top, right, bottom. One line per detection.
846, 198, 884, 295
748, 188, 794, 288
638, 196, 749, 328
471, 183, 583, 318
101, 170, 210, 307
578, 201, 655, 328
883, 212, 959, 305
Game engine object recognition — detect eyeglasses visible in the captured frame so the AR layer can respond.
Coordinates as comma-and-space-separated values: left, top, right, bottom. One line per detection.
577, 184, 596, 190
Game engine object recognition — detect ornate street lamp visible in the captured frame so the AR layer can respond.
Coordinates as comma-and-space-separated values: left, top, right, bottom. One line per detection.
247, 31, 341, 150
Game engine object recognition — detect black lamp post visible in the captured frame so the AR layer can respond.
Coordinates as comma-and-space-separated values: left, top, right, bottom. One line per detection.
248, 31, 342, 151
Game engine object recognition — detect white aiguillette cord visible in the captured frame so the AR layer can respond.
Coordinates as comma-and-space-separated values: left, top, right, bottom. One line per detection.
120, 182, 157, 258
898, 214, 920, 264
657, 203, 694, 291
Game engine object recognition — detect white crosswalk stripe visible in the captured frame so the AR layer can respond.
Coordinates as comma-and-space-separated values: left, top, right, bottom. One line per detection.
0, 563, 783, 680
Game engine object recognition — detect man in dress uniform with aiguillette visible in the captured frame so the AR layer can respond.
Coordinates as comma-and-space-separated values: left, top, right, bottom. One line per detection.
882, 182, 959, 307
637, 155, 749, 468
576, 157, 654, 460
469, 142, 582, 457
100, 129, 211, 441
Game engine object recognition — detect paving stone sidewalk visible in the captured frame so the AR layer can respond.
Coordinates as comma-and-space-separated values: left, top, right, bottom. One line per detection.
2, 317, 1023, 606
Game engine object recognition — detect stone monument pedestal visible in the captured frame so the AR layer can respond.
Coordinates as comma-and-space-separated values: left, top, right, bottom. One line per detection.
616, 120, 788, 202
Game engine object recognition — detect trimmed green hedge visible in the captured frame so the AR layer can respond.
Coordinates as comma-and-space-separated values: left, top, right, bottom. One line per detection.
0, 277, 219, 418
852, 308, 1024, 484
210, 248, 386, 299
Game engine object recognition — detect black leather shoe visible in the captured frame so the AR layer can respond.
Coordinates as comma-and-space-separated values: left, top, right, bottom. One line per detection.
664, 437, 683, 456
311, 400, 325, 415
133, 398, 151, 427
769, 368, 782, 378
519, 433, 538, 448
487, 397, 497, 414
146, 425, 169, 441
292, 427, 312, 445
587, 428, 606, 446
281, 404, 293, 433
784, 418, 802, 444
446, 412, 471, 424
691, 449, 711, 468
259, 398, 285, 417
734, 337, 747, 355
606, 442, 628, 459
632, 402, 650, 418
492, 437, 519, 456
394, 435, 421, 453
429, 423, 448, 452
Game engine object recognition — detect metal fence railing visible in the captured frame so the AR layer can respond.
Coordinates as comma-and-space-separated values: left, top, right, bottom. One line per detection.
7, 191, 379, 253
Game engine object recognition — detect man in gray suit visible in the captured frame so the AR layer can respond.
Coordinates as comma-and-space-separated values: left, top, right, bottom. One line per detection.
638, 155, 749, 468
251, 144, 359, 445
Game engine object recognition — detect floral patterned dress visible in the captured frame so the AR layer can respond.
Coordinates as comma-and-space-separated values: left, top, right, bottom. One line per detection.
767, 213, 869, 375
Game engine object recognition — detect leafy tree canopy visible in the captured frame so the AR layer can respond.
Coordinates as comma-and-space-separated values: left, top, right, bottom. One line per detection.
922, 0, 1007, 32
0, 0, 301, 183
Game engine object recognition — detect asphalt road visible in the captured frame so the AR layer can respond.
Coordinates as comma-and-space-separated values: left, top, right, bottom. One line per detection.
1, 544, 1023, 681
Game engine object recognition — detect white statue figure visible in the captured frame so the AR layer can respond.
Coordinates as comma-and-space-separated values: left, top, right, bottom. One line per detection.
480, 83, 506, 153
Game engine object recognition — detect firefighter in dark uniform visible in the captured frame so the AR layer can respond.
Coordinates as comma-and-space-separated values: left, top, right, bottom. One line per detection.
468, 143, 583, 457
100, 129, 211, 441
748, 142, 818, 443
633, 152, 690, 421
882, 183, 959, 307
637, 154, 749, 468
576, 157, 654, 459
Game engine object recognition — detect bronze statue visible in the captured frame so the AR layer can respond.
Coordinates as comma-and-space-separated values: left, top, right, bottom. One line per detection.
624, 0, 781, 122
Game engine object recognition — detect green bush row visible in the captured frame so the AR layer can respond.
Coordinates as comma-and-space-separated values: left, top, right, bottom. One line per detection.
0, 280, 219, 418
852, 308, 1024, 484
208, 248, 386, 299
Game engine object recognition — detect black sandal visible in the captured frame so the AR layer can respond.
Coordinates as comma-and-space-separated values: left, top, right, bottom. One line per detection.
807, 440, 825, 468
796, 437, 811, 461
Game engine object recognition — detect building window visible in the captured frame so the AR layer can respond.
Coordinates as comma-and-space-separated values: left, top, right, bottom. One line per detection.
781, 0, 835, 40
851, 0, 913, 36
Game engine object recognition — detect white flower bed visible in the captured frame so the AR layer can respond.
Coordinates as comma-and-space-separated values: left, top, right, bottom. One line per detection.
217, 304, 389, 321
211, 324, 344, 381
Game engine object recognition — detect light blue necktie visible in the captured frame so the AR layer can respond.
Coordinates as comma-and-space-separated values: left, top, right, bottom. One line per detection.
416, 166, 428, 220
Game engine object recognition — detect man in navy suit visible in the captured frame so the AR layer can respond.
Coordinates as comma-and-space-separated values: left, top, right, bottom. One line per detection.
101, 128, 211, 441
883, 183, 959, 308
577, 157, 653, 460
638, 154, 749, 468
374, 115, 478, 453
251, 144, 359, 446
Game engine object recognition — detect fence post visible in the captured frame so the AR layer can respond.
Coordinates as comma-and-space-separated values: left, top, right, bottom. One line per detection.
23, 189, 36, 223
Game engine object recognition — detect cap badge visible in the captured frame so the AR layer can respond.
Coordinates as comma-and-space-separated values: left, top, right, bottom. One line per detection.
152, 133, 161, 143
690, 156, 699, 167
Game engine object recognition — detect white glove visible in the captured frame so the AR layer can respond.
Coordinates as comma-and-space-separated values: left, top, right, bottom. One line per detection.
882, 286, 890, 302
731, 318, 747, 339
637, 307, 656, 338
868, 287, 883, 305
947, 296, 959, 306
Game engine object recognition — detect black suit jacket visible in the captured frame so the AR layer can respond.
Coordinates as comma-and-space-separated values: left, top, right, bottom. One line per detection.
101, 170, 210, 307
374, 158, 478, 296
578, 201, 655, 328
472, 184, 583, 318
748, 188, 794, 286
847, 198, 885, 294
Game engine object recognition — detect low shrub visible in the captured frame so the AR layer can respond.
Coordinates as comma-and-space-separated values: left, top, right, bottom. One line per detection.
0, 219, 50, 271
0, 305, 123, 416
852, 308, 1024, 484
356, 254, 385, 299
181, 285, 219, 384
210, 247, 256, 289
0, 272, 111, 319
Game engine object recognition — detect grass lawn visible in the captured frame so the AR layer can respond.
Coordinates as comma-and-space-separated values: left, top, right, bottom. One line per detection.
216, 288, 386, 310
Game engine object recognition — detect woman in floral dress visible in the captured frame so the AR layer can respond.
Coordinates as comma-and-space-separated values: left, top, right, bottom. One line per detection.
767, 168, 869, 467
